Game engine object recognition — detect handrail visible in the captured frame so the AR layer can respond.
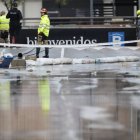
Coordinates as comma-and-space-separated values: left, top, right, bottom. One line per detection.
23, 16, 137, 20
21, 16, 137, 29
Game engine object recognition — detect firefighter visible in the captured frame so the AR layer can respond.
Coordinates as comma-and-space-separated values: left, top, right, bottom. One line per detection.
6, 2, 22, 44
0, 11, 9, 43
36, 8, 50, 58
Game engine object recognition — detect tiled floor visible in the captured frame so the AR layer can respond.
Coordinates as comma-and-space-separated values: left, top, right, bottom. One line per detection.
0, 62, 140, 140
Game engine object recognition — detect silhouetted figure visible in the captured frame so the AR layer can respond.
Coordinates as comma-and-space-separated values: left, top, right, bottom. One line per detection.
6, 2, 22, 44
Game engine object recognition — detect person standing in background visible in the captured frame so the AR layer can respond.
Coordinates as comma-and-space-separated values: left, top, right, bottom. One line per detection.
0, 11, 9, 43
36, 8, 50, 58
6, 2, 22, 44
137, 10, 140, 39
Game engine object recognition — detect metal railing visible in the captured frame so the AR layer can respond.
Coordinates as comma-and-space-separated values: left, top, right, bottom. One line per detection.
22, 16, 137, 29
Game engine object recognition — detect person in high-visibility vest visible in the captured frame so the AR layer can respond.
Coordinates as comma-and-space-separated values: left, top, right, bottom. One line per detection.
36, 8, 50, 58
137, 10, 140, 39
0, 11, 9, 43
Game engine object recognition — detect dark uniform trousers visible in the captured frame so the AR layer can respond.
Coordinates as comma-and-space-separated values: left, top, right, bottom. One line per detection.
36, 33, 49, 58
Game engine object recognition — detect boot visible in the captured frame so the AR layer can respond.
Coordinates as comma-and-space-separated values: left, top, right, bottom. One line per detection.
43, 48, 49, 58
36, 48, 40, 58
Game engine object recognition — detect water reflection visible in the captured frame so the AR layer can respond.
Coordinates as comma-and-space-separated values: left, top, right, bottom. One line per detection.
0, 81, 10, 110
54, 71, 140, 140
0, 69, 140, 140
10, 76, 22, 115
38, 78, 50, 112
0, 75, 51, 140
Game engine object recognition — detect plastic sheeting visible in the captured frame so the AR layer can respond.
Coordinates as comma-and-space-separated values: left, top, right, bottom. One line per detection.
26, 56, 140, 66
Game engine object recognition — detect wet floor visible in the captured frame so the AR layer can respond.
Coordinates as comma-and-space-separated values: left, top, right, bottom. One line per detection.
0, 62, 140, 140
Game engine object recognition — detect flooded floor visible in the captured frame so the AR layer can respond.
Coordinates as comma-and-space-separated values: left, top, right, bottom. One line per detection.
0, 62, 140, 140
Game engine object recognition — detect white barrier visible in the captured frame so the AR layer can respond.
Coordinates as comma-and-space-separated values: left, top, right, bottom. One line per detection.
1, 40, 140, 65
0, 39, 140, 49
26, 56, 140, 66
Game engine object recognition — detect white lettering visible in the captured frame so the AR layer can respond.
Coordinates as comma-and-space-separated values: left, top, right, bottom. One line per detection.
113, 35, 121, 46
48, 40, 55, 45
77, 36, 84, 44
91, 39, 97, 43
26, 36, 97, 46
58, 40, 65, 45
26, 37, 34, 44
65, 40, 73, 45
34, 37, 37, 45
84, 39, 91, 44
73, 36, 76, 44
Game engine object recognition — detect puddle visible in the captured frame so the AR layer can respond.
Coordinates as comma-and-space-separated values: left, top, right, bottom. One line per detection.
0, 65, 140, 140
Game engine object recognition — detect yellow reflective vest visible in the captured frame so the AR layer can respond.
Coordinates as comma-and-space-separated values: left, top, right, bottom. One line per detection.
38, 14, 50, 37
0, 15, 9, 31
137, 10, 140, 16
